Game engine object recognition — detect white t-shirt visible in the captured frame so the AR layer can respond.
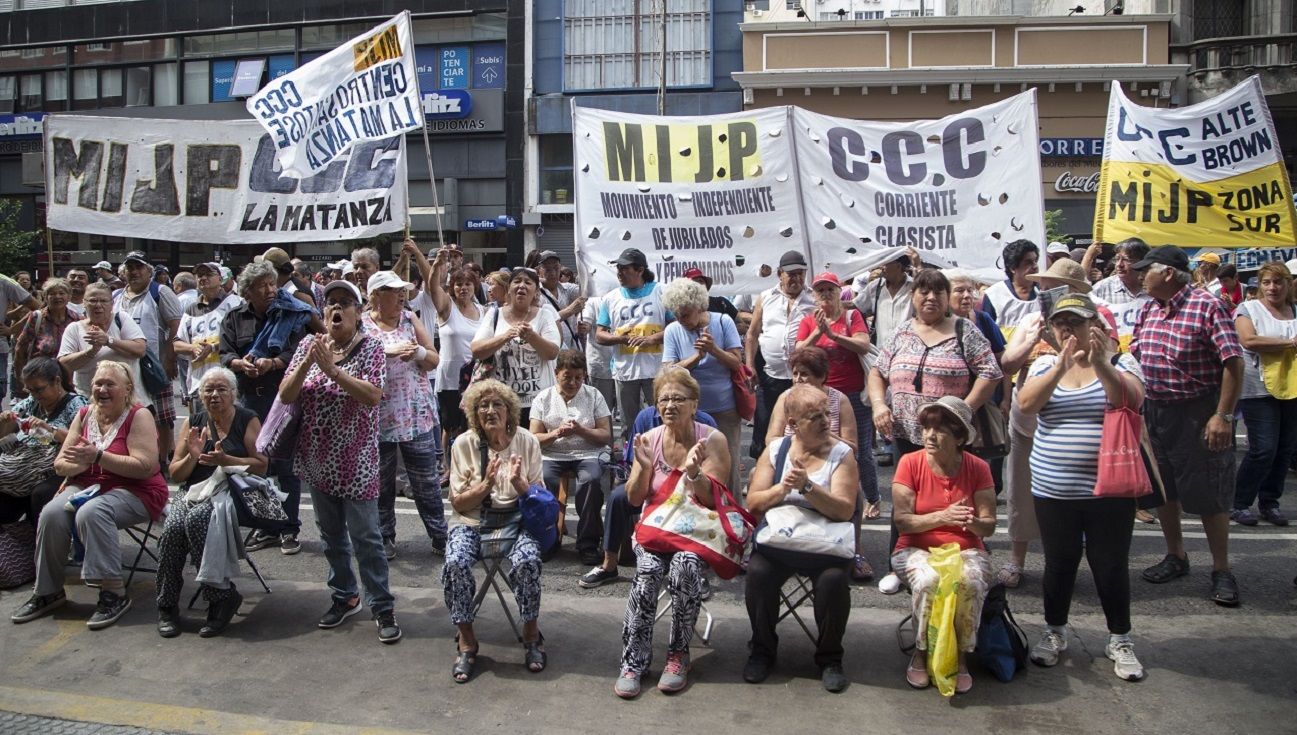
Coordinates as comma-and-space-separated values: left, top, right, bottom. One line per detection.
176, 294, 244, 397
114, 285, 183, 355
472, 307, 561, 408
582, 296, 614, 380
1235, 299, 1297, 399
598, 281, 670, 382
756, 286, 815, 380
530, 384, 612, 461
59, 317, 147, 398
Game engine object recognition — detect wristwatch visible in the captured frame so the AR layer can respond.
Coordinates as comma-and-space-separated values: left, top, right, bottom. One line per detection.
1214, 412, 1234, 422
802, 479, 814, 496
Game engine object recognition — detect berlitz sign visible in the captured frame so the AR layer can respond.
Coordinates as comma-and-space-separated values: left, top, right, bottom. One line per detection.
1055, 170, 1099, 194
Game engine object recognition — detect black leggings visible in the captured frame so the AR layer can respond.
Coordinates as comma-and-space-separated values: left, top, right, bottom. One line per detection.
1033, 495, 1136, 634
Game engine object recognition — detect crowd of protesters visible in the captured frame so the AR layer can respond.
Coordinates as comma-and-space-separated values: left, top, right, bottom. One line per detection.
1, 234, 1294, 696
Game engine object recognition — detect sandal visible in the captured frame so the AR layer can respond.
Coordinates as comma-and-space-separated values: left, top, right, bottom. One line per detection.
864, 500, 882, 520
1210, 569, 1240, 607
524, 633, 547, 673
996, 563, 1023, 589
905, 654, 930, 689
955, 670, 973, 694
452, 644, 479, 684
1141, 554, 1189, 584
852, 554, 874, 582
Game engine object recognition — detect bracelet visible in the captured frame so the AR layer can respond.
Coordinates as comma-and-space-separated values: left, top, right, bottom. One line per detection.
686, 470, 703, 483
415, 346, 428, 362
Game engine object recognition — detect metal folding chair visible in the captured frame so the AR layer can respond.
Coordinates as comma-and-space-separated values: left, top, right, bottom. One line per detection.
471, 526, 524, 643
654, 587, 716, 645
777, 574, 818, 645
122, 519, 161, 587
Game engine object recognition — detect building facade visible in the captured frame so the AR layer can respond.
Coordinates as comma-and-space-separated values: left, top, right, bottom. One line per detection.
0, 0, 527, 277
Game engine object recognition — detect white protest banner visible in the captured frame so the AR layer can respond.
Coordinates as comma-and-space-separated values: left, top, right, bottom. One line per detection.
794, 91, 1045, 280
1093, 75, 1297, 247
45, 115, 407, 244
245, 11, 422, 178
573, 105, 802, 296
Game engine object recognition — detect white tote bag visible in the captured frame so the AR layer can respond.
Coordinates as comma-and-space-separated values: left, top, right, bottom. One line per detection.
755, 504, 855, 559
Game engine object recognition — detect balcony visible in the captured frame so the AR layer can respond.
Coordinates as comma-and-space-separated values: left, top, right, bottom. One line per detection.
1180, 33, 1297, 100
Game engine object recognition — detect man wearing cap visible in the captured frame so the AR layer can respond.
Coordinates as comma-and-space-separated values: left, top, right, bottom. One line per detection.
1192, 251, 1221, 290
746, 250, 816, 457
1086, 238, 1151, 307
174, 263, 243, 407
1045, 241, 1072, 268
93, 260, 117, 286
596, 248, 671, 432
114, 250, 184, 466
1131, 245, 1244, 606
262, 247, 318, 311
851, 252, 914, 355
683, 267, 738, 322
536, 250, 585, 351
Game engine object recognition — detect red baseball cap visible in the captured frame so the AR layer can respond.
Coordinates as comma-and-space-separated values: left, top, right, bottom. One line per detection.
811, 271, 841, 288
682, 267, 712, 288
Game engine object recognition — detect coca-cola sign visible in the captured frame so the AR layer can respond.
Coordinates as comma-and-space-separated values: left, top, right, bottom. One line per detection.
1055, 170, 1099, 194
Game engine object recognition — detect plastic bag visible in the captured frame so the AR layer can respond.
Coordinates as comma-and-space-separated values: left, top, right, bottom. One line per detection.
926, 542, 964, 698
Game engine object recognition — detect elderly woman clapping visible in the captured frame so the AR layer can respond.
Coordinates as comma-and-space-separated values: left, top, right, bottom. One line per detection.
12, 361, 169, 630
445, 379, 547, 683
892, 397, 996, 694
14, 278, 81, 395
661, 277, 744, 494
154, 367, 267, 639
58, 282, 147, 399
744, 385, 859, 693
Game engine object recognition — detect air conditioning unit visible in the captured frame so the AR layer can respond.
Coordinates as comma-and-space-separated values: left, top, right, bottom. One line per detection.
753, 8, 763, 15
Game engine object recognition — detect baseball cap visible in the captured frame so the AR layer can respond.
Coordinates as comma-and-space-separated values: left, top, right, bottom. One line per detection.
682, 267, 712, 289
1132, 246, 1190, 272
613, 248, 648, 268
1286, 258, 1297, 276
537, 250, 561, 263
367, 271, 413, 293
1049, 293, 1098, 320
261, 247, 293, 273
1046, 241, 1070, 255
219, 266, 233, 282
123, 250, 150, 266
778, 250, 808, 272
322, 279, 363, 303
811, 271, 841, 288
194, 262, 221, 277
93, 260, 113, 271
1194, 252, 1221, 265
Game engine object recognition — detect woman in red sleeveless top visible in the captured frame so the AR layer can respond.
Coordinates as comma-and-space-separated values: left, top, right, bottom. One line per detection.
11, 361, 168, 631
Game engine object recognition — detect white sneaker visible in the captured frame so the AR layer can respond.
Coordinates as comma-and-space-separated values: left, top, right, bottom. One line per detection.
1105, 640, 1145, 682
878, 572, 902, 595
1030, 630, 1068, 667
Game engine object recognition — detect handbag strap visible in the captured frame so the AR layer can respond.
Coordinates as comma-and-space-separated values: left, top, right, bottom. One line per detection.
773, 436, 792, 486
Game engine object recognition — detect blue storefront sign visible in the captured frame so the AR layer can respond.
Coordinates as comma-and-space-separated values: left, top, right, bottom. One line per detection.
495, 214, 517, 229
1039, 137, 1104, 157
465, 218, 499, 231
423, 89, 473, 119
211, 59, 237, 102
473, 43, 505, 90
268, 54, 295, 81
0, 113, 45, 139
441, 46, 470, 89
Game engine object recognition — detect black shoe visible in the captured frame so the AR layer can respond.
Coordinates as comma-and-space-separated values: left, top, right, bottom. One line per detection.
245, 531, 277, 552
1210, 569, 1240, 607
199, 587, 243, 638
821, 664, 849, 693
1259, 508, 1289, 527
86, 590, 131, 630
383, 538, 398, 561
743, 656, 773, 684
157, 606, 181, 638
12, 591, 67, 624
578, 566, 618, 589
375, 609, 402, 644
431, 539, 447, 556
318, 597, 362, 628
279, 534, 302, 555
1141, 554, 1189, 584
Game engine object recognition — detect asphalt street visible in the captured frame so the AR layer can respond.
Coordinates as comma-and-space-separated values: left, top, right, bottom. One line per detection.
1, 424, 1295, 734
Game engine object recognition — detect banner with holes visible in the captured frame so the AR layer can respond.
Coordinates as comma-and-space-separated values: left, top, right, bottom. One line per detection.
794, 89, 1045, 280
572, 104, 800, 296
1093, 75, 1296, 247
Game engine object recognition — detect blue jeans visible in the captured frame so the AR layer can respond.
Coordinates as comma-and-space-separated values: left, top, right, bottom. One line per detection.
379, 432, 447, 546
543, 457, 604, 556
308, 485, 394, 614
845, 391, 880, 504
1235, 396, 1297, 511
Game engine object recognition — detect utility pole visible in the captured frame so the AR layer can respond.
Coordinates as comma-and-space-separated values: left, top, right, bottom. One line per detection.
657, 0, 668, 115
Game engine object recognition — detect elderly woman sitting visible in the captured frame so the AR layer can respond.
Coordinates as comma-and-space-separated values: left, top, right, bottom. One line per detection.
445, 379, 547, 683
0, 358, 89, 525
892, 396, 997, 694
154, 367, 267, 639
11, 361, 169, 630
744, 385, 859, 693
616, 368, 730, 699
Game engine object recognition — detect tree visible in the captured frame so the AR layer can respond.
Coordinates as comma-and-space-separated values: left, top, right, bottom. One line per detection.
1044, 208, 1066, 245
0, 199, 37, 276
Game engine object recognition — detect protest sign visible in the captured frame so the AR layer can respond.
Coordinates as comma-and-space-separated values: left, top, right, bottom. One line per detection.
572, 104, 800, 295
1093, 75, 1297, 247
45, 115, 407, 244
245, 11, 422, 178
794, 90, 1045, 279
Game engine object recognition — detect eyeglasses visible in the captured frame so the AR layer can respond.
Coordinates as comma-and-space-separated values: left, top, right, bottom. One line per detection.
476, 400, 506, 412
657, 395, 692, 405
1051, 315, 1088, 329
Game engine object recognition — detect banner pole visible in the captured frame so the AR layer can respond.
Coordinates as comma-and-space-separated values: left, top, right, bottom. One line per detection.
420, 123, 446, 250
44, 227, 54, 281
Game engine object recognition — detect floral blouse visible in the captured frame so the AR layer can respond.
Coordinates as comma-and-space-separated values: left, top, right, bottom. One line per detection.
15, 307, 79, 363
9, 392, 89, 448
286, 334, 386, 501
362, 310, 438, 443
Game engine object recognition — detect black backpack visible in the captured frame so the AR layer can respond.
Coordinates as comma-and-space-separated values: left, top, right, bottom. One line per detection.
974, 583, 1029, 681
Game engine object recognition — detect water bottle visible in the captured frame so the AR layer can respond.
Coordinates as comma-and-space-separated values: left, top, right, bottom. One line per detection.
19, 417, 53, 445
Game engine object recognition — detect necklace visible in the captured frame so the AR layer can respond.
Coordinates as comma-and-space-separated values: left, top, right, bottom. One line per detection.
330, 332, 361, 357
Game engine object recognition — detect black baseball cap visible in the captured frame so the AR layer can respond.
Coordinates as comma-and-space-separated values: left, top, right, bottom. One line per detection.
613, 248, 648, 268
778, 250, 808, 272
123, 250, 150, 266
1131, 246, 1189, 272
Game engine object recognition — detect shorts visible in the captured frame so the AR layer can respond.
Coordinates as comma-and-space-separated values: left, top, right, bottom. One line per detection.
438, 390, 467, 435
1145, 393, 1235, 516
149, 383, 177, 425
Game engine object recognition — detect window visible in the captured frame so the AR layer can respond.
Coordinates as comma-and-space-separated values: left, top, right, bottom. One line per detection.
183, 60, 209, 104
183, 30, 294, 58
73, 39, 176, 65
153, 62, 178, 106
0, 76, 14, 114
855, 11, 884, 19
99, 68, 124, 108
1193, 0, 1246, 39
125, 67, 150, 106
18, 73, 40, 112
0, 45, 66, 72
44, 70, 66, 111
539, 135, 574, 206
564, 0, 712, 91
72, 68, 97, 110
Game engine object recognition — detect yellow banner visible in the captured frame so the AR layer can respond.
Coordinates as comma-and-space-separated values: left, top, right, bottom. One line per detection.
601, 121, 763, 185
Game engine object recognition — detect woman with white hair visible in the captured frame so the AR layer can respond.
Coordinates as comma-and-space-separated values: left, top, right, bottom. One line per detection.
661, 277, 744, 493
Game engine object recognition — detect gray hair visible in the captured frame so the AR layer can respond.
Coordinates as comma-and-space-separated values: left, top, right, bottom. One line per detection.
173, 272, 197, 291
237, 261, 277, 294
1149, 263, 1192, 285
941, 268, 977, 287
40, 276, 71, 295
661, 277, 710, 314
196, 366, 240, 400
351, 247, 380, 267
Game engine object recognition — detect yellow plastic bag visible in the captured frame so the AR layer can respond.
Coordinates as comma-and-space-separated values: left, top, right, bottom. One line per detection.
1260, 351, 1297, 400
926, 542, 964, 698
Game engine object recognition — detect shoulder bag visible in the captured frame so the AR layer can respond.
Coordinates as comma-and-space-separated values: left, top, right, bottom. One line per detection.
0, 520, 36, 589
754, 438, 855, 560
954, 318, 1011, 460
635, 461, 755, 579
460, 306, 501, 392
255, 394, 301, 462
475, 441, 523, 557
1094, 359, 1152, 498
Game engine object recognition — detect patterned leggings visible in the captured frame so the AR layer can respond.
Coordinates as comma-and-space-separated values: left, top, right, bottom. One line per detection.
620, 544, 706, 676
441, 524, 542, 625
892, 546, 992, 653
155, 499, 234, 609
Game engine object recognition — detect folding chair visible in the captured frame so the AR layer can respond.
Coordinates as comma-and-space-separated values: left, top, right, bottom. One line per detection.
122, 518, 162, 588
181, 479, 286, 609
777, 574, 818, 646
654, 587, 716, 645
471, 517, 525, 643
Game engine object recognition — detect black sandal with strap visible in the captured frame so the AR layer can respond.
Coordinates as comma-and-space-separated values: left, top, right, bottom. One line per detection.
524, 633, 547, 673
453, 645, 478, 683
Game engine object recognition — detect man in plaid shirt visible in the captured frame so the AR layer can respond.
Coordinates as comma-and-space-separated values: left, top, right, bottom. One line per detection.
1131, 246, 1243, 607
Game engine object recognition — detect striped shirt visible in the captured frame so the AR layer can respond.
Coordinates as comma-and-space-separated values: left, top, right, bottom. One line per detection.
1131, 285, 1243, 401
1027, 353, 1143, 500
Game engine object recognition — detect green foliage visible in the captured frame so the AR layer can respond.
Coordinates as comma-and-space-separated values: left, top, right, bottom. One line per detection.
0, 199, 37, 276
1044, 209, 1066, 244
